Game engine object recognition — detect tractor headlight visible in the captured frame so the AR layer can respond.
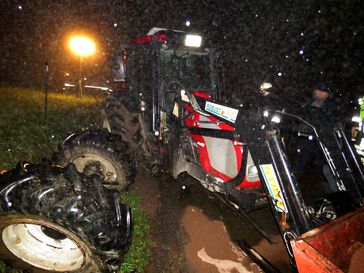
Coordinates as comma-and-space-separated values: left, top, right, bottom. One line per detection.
184, 34, 202, 47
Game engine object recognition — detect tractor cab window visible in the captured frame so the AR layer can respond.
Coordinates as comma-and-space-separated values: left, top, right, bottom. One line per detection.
160, 48, 215, 93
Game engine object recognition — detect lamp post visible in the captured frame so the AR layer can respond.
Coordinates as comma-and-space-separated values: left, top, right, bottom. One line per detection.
68, 35, 96, 96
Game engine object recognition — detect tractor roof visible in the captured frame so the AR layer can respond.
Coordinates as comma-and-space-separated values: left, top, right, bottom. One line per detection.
131, 27, 186, 46
131, 27, 206, 49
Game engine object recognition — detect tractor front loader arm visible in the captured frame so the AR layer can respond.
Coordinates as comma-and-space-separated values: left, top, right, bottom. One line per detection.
238, 108, 364, 272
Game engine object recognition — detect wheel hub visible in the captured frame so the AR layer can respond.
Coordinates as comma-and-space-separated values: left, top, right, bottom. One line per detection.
72, 154, 118, 183
2, 223, 84, 271
41, 226, 68, 240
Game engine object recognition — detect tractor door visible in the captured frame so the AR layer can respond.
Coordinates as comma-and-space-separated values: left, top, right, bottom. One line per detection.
157, 47, 221, 136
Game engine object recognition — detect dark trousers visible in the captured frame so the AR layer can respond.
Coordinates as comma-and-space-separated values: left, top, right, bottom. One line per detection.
295, 138, 323, 173
295, 137, 339, 192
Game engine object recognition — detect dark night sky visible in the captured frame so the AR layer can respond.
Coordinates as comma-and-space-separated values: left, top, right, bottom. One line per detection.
0, 0, 363, 101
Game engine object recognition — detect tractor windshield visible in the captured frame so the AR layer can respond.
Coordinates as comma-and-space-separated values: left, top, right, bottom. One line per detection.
160, 47, 216, 94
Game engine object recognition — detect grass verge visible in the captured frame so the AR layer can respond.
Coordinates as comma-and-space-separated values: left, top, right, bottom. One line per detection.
0, 87, 150, 273
120, 192, 151, 273
0, 87, 99, 169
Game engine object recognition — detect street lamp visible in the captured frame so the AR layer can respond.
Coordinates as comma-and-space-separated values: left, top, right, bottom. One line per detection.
68, 35, 96, 96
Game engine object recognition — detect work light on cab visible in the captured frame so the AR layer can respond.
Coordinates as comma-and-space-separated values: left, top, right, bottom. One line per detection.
184, 34, 202, 47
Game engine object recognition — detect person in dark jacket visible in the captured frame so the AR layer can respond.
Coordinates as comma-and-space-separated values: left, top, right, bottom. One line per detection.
230, 81, 293, 113
303, 82, 341, 122
258, 82, 287, 111
295, 83, 341, 192
258, 82, 302, 115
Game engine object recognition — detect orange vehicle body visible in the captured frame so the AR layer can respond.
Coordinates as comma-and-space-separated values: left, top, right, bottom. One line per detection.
291, 206, 364, 273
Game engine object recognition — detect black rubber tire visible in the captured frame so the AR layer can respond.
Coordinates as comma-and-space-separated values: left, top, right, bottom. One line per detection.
0, 161, 132, 273
101, 91, 143, 151
53, 129, 136, 191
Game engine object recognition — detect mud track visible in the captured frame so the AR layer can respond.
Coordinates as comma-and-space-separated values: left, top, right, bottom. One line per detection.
133, 171, 291, 273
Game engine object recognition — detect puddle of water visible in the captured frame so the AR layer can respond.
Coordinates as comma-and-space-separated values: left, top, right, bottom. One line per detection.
182, 205, 262, 273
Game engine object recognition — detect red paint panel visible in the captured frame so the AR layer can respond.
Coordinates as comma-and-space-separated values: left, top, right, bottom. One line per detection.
131, 34, 167, 45
234, 144, 243, 171
191, 91, 212, 99
236, 177, 261, 189
190, 133, 261, 188
205, 115, 235, 131
190, 134, 232, 181
183, 104, 198, 128
186, 101, 261, 188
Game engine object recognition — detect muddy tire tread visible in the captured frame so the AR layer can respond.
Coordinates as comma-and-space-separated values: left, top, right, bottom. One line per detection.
0, 161, 132, 272
53, 128, 136, 190
102, 92, 143, 149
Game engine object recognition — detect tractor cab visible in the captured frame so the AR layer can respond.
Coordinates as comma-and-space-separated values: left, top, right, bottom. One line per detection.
111, 28, 223, 139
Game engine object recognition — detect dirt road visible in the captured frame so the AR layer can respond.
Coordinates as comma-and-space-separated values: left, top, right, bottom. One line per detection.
133, 171, 290, 273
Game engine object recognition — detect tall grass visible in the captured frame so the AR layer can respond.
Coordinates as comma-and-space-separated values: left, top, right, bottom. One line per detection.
0, 87, 100, 169
0, 87, 150, 273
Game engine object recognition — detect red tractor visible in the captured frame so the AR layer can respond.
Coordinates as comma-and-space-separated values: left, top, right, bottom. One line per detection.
55, 28, 364, 272
5, 28, 363, 272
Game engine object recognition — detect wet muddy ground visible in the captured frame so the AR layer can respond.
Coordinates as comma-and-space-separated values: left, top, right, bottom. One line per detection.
133, 171, 291, 273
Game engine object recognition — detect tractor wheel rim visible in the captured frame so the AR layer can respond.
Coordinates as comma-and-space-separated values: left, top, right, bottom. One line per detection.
72, 154, 120, 183
2, 223, 85, 271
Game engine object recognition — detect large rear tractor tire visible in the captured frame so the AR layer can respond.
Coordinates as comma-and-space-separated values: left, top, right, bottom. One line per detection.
101, 91, 143, 151
0, 161, 132, 273
53, 129, 136, 191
